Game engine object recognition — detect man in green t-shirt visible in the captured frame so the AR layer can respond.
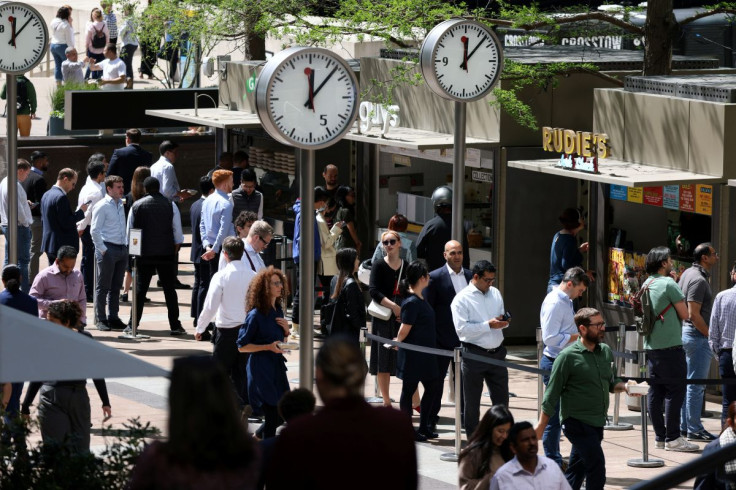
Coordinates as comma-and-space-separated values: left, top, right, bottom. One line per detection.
0, 75, 37, 137
642, 246, 697, 452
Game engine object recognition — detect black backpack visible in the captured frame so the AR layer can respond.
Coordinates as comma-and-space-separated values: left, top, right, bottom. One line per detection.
91, 25, 106, 49
16, 78, 28, 111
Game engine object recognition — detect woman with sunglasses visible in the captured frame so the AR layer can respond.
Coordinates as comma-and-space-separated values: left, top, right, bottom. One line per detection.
237, 266, 291, 438
369, 230, 408, 407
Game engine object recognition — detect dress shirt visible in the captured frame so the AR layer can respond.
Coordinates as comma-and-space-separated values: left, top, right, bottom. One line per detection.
711, 285, 736, 353
447, 263, 468, 293
76, 176, 105, 232
29, 263, 87, 323
491, 455, 571, 490
126, 201, 183, 245
150, 156, 180, 201
0, 177, 32, 227
196, 260, 255, 333
50, 18, 75, 46
104, 12, 118, 39
200, 189, 235, 253
243, 242, 266, 272
217, 237, 246, 271
90, 195, 127, 252
451, 282, 505, 350
540, 286, 577, 358
62, 60, 85, 85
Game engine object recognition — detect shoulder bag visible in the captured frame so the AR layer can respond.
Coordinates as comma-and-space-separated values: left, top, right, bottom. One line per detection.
368, 260, 403, 321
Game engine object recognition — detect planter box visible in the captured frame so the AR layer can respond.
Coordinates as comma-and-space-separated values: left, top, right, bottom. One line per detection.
47, 117, 98, 136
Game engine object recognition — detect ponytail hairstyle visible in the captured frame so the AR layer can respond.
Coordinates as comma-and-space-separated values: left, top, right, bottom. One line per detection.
398, 260, 428, 297
1, 265, 21, 294
332, 247, 358, 299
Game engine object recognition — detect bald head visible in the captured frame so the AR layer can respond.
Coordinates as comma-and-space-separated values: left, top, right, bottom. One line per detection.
322, 164, 338, 189
443, 240, 463, 272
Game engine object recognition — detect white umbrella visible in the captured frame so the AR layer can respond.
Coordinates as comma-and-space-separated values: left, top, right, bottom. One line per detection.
0, 304, 168, 383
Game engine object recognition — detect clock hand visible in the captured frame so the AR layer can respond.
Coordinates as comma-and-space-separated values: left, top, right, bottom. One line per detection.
12, 16, 34, 41
304, 65, 338, 107
460, 36, 468, 71
465, 35, 488, 65
304, 67, 315, 111
8, 16, 16, 47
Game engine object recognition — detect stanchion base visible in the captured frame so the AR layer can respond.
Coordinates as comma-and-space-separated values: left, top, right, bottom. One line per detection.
440, 452, 459, 462
604, 423, 634, 431
627, 458, 665, 468
117, 333, 151, 340
365, 397, 384, 403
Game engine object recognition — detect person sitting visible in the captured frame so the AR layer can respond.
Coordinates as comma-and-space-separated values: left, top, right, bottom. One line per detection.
694, 400, 736, 489
128, 356, 258, 489
458, 405, 514, 489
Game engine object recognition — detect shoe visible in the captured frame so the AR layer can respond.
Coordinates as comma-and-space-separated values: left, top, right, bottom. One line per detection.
197, 331, 212, 342
654, 440, 665, 449
108, 318, 127, 331
681, 431, 687, 438
413, 405, 421, 414
144, 297, 151, 303
414, 430, 428, 442
170, 327, 187, 336
418, 428, 439, 439
687, 430, 717, 441
175, 280, 191, 289
120, 293, 129, 303
665, 436, 700, 452
123, 326, 132, 335
96, 320, 111, 331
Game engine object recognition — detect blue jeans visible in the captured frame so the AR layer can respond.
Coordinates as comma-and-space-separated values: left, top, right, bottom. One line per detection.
680, 326, 713, 434
2, 225, 31, 292
540, 355, 563, 467
50, 43, 67, 81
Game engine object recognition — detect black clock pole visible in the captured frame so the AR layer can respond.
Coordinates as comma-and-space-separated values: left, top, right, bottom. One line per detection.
297, 148, 316, 389
451, 101, 466, 243
6, 73, 18, 265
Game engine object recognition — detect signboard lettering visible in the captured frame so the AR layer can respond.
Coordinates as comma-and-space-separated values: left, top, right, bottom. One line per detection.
357, 102, 400, 136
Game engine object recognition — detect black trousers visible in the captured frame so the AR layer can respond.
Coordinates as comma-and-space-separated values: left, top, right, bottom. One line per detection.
80, 228, 95, 300
135, 256, 181, 330
461, 344, 509, 437
428, 351, 464, 427
647, 347, 686, 442
213, 327, 248, 408
191, 261, 207, 322
400, 376, 442, 432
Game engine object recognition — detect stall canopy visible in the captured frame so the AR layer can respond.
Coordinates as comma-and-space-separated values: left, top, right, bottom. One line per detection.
145, 107, 263, 130
0, 305, 168, 383
508, 158, 725, 187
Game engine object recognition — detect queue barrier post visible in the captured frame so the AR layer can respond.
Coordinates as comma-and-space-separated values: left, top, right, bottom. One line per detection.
605, 322, 634, 431
364, 326, 384, 404
627, 350, 664, 468
118, 255, 149, 340
440, 346, 463, 462
536, 327, 544, 418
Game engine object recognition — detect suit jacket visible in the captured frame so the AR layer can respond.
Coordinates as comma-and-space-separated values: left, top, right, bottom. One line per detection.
107, 143, 153, 195
41, 186, 84, 255
425, 264, 473, 349
189, 197, 204, 263
21, 169, 48, 218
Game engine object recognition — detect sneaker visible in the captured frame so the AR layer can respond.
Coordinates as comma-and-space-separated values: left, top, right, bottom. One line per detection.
654, 440, 665, 449
665, 436, 700, 452
687, 430, 717, 441
108, 318, 127, 331
96, 320, 111, 331
122, 326, 132, 335
170, 327, 187, 336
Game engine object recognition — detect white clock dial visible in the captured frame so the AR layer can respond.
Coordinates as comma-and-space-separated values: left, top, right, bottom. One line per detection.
0, 2, 48, 74
420, 19, 503, 102
256, 47, 358, 150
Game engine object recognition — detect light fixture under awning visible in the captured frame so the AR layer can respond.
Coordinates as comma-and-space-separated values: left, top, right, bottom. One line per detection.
144, 108, 263, 129
508, 158, 725, 188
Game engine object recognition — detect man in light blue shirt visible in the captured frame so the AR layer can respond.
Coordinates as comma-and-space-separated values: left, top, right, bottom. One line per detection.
451, 260, 509, 436
539, 266, 589, 466
91, 175, 128, 331
200, 170, 235, 304
150, 140, 191, 203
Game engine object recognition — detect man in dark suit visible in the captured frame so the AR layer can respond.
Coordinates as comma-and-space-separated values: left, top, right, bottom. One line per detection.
107, 128, 152, 194
190, 175, 214, 338
425, 239, 473, 433
22, 151, 49, 283
41, 168, 87, 264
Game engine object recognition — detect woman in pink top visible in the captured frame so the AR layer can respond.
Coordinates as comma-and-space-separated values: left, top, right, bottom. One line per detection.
85, 8, 108, 80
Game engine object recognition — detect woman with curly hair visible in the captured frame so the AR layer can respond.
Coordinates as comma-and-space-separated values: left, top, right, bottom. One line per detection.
237, 266, 291, 438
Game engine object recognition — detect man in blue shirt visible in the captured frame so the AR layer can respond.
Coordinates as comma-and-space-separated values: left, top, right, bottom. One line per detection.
200, 169, 235, 311
91, 176, 128, 331
539, 266, 590, 467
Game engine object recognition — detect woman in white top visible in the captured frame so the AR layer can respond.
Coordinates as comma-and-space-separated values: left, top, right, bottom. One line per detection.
118, 3, 139, 89
85, 7, 109, 80
49, 6, 75, 85
316, 186, 344, 296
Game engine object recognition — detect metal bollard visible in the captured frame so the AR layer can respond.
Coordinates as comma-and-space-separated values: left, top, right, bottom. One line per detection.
441, 347, 463, 462
537, 327, 544, 417
365, 329, 383, 403
447, 362, 455, 402
627, 350, 664, 468
118, 256, 149, 340
605, 323, 634, 431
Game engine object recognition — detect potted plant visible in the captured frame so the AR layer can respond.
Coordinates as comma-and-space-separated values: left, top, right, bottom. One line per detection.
48, 82, 99, 136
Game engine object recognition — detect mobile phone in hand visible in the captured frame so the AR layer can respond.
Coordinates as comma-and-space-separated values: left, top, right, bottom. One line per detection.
502, 312, 512, 321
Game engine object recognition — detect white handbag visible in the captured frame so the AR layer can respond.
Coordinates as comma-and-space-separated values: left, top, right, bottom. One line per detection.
368, 300, 392, 320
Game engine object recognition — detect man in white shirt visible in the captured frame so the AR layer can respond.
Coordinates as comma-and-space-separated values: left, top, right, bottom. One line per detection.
76, 159, 107, 302
0, 159, 33, 292
195, 237, 255, 409
451, 260, 509, 437
87, 43, 126, 90
539, 266, 590, 467
241, 220, 273, 274
491, 422, 571, 490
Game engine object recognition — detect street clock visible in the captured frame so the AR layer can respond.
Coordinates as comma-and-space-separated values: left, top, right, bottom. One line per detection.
0, 2, 48, 74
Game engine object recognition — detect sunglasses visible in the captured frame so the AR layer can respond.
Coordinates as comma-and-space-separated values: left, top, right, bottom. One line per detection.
259, 235, 271, 246
382, 239, 398, 246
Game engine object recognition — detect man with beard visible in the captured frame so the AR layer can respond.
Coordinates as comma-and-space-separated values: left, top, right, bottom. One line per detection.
534, 307, 636, 490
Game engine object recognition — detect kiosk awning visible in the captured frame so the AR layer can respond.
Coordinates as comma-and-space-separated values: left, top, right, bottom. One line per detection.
343, 127, 497, 150
507, 158, 725, 187
729, 179, 736, 187
144, 108, 263, 129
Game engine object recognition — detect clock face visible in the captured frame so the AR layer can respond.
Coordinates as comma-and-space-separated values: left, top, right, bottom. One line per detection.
420, 19, 503, 102
0, 2, 48, 74
256, 47, 359, 150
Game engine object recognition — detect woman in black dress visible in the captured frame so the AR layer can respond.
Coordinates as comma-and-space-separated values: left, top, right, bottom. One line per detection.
329, 248, 366, 346
395, 261, 440, 441
369, 230, 407, 407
